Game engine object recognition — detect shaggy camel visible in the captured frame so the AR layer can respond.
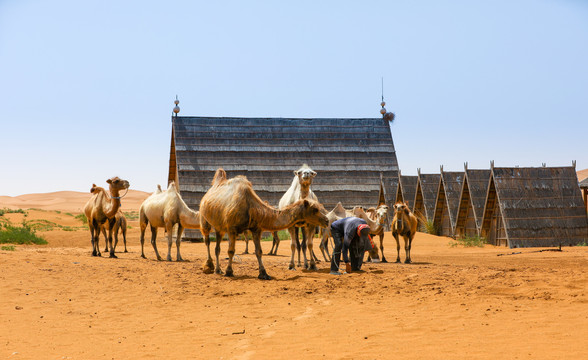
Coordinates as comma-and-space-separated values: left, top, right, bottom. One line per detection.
139, 181, 200, 261
199, 169, 328, 280
276, 164, 322, 270
391, 201, 418, 263
83, 177, 130, 257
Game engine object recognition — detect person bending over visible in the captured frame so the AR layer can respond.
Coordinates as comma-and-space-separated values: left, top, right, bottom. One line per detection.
329, 217, 373, 275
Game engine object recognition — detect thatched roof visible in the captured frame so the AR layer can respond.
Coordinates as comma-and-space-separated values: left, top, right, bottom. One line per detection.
396, 173, 418, 209
580, 177, 588, 190
169, 116, 399, 239
433, 170, 464, 235
414, 172, 441, 221
481, 166, 588, 248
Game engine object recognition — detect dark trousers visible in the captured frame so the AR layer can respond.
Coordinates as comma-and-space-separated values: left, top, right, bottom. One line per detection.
330, 229, 344, 272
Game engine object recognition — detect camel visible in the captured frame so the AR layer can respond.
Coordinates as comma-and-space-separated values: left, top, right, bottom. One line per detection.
391, 201, 418, 263
139, 181, 200, 261
242, 201, 280, 255
100, 211, 128, 253
83, 176, 130, 257
275, 164, 323, 270
317, 203, 345, 262
88, 184, 128, 254
356, 204, 390, 262
199, 168, 328, 280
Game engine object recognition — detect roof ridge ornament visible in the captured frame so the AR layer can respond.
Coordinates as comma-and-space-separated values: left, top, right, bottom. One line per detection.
380, 77, 395, 122
173, 95, 180, 117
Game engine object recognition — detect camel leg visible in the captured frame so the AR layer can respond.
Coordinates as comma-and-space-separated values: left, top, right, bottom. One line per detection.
393, 232, 401, 263
102, 226, 109, 253
269, 231, 280, 256
108, 220, 117, 258
405, 233, 413, 264
112, 219, 120, 256
214, 231, 224, 275
251, 229, 271, 280
175, 224, 184, 261
122, 223, 128, 253
300, 228, 309, 269
202, 222, 214, 273
380, 233, 387, 263
305, 226, 317, 270
150, 226, 163, 261
242, 233, 249, 254
89, 222, 100, 257
319, 229, 331, 262
288, 227, 298, 270
165, 223, 174, 261
139, 212, 148, 258
225, 232, 237, 277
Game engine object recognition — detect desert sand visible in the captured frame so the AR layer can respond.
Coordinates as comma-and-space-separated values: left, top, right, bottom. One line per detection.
0, 192, 587, 360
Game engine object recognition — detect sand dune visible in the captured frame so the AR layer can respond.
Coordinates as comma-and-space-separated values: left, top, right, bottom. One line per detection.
0, 189, 150, 212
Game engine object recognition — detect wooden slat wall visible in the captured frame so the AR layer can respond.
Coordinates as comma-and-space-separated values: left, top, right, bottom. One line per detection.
415, 174, 441, 221
483, 166, 588, 248
170, 116, 399, 240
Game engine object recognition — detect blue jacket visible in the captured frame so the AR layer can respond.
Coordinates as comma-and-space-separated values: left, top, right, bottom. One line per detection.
330, 217, 371, 263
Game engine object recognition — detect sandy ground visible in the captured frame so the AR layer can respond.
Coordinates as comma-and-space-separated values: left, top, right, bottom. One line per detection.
0, 205, 587, 360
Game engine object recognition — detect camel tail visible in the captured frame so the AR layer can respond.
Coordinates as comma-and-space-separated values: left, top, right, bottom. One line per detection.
212, 168, 227, 186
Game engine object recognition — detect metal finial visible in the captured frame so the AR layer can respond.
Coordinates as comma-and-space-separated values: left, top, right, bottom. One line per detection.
173, 95, 180, 116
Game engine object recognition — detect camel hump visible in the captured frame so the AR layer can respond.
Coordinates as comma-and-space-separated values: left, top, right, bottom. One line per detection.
212, 168, 227, 186
167, 181, 178, 193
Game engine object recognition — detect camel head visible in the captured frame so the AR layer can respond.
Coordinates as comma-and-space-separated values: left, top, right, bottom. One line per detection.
90, 184, 100, 194
294, 164, 317, 186
393, 201, 410, 217
106, 176, 130, 193
374, 204, 390, 225
293, 199, 329, 228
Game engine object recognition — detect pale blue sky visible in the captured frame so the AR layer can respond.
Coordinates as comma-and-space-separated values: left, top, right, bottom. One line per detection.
1, 0, 586, 196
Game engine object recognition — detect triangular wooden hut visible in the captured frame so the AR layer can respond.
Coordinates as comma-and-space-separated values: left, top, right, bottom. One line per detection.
413, 170, 441, 223
454, 165, 491, 238
433, 167, 464, 237
395, 170, 418, 210
480, 162, 588, 247
168, 115, 399, 240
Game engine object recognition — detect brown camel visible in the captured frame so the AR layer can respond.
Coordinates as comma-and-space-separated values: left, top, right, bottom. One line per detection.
139, 181, 200, 261
83, 176, 130, 257
89, 184, 128, 254
391, 201, 418, 263
199, 168, 329, 280
276, 164, 322, 270
100, 211, 128, 253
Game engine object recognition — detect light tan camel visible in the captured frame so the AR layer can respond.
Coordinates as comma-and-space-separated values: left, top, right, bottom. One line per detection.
83, 177, 130, 257
276, 164, 322, 270
139, 181, 200, 261
199, 168, 329, 280
359, 205, 390, 262
392, 201, 418, 263
317, 203, 345, 262
242, 201, 279, 254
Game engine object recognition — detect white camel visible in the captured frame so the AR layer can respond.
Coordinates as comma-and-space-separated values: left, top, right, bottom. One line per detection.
276, 164, 321, 270
139, 181, 200, 261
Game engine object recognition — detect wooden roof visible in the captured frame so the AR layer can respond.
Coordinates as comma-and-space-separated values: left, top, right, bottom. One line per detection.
580, 177, 588, 189
396, 174, 418, 209
481, 166, 588, 248
464, 169, 491, 230
414, 173, 441, 221
433, 170, 464, 235
168, 116, 399, 238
